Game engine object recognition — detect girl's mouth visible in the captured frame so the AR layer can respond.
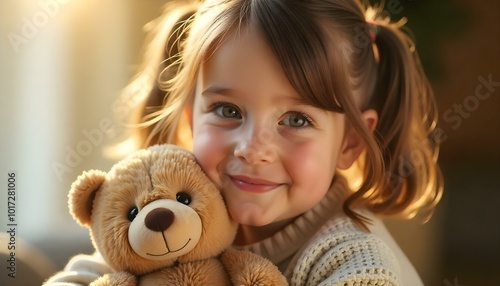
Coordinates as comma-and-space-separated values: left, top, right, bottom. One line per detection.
228, 175, 282, 193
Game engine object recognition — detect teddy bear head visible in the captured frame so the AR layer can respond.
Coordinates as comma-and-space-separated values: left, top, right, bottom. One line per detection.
68, 144, 238, 275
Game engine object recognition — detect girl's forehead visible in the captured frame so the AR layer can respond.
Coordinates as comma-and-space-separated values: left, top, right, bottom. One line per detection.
205, 26, 278, 70
199, 27, 304, 102
197, 22, 359, 111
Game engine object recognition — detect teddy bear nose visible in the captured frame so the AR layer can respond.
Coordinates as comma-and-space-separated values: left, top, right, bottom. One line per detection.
144, 208, 175, 232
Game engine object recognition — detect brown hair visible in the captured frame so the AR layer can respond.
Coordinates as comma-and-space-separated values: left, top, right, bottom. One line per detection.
117, 0, 443, 229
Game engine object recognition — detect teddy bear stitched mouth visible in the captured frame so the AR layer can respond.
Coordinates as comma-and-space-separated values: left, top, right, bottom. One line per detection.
146, 237, 192, 257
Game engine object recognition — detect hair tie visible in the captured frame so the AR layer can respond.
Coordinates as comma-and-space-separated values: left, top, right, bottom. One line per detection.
367, 22, 379, 43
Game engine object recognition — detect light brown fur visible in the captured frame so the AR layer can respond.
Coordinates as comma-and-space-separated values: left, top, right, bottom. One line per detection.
67, 144, 287, 286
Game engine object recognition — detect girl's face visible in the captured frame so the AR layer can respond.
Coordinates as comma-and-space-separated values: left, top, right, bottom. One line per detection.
191, 28, 347, 227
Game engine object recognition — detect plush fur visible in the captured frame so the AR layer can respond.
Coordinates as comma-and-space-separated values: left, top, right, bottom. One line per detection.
69, 144, 287, 286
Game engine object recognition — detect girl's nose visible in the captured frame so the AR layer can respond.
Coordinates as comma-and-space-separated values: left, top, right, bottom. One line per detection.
233, 127, 276, 165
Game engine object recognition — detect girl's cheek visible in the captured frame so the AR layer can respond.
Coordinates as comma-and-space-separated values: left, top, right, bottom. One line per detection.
195, 125, 224, 150
193, 126, 225, 175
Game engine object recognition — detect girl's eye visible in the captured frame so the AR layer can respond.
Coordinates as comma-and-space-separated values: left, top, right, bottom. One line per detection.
280, 112, 312, 128
213, 103, 242, 119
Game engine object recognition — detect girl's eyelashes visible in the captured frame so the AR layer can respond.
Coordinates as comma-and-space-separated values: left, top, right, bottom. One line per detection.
209, 101, 242, 119
279, 111, 315, 128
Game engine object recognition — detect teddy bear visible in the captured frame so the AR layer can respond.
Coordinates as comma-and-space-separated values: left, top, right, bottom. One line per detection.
64, 144, 287, 286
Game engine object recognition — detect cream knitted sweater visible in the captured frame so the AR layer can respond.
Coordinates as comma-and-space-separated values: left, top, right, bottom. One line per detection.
46, 177, 420, 285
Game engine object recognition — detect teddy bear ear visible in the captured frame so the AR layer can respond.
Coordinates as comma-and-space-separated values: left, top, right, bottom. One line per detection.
68, 170, 106, 227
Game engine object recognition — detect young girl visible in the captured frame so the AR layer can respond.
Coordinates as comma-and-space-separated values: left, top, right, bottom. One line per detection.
47, 0, 443, 285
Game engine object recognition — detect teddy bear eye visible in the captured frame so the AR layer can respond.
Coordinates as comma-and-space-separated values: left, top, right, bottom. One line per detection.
127, 207, 139, 222
176, 192, 191, 205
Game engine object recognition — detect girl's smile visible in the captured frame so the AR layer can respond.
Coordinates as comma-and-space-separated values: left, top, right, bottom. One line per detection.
227, 174, 285, 193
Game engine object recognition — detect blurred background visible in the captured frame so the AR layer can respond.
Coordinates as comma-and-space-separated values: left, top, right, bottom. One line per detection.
0, 0, 498, 285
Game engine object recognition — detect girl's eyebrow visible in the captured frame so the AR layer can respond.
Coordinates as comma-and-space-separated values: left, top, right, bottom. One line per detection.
202, 85, 302, 103
202, 85, 316, 109
202, 85, 236, 97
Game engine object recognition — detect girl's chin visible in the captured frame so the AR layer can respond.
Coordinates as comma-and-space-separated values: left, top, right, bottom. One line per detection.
230, 211, 271, 227
228, 206, 275, 227
232, 212, 297, 245
229, 208, 295, 228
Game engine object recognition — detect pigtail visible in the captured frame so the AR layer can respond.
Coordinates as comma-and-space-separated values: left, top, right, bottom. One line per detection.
351, 14, 443, 221
114, 1, 199, 153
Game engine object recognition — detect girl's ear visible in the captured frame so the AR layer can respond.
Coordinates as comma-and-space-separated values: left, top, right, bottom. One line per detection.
337, 109, 378, 170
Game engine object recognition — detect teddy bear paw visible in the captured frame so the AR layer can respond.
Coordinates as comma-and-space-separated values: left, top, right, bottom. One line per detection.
90, 271, 137, 286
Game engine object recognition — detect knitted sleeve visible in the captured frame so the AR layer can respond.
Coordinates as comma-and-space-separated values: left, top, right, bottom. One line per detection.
43, 252, 112, 286
289, 217, 402, 286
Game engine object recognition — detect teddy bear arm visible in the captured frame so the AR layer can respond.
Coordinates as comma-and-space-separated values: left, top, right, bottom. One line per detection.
89, 271, 137, 286
140, 258, 232, 286
221, 249, 288, 286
